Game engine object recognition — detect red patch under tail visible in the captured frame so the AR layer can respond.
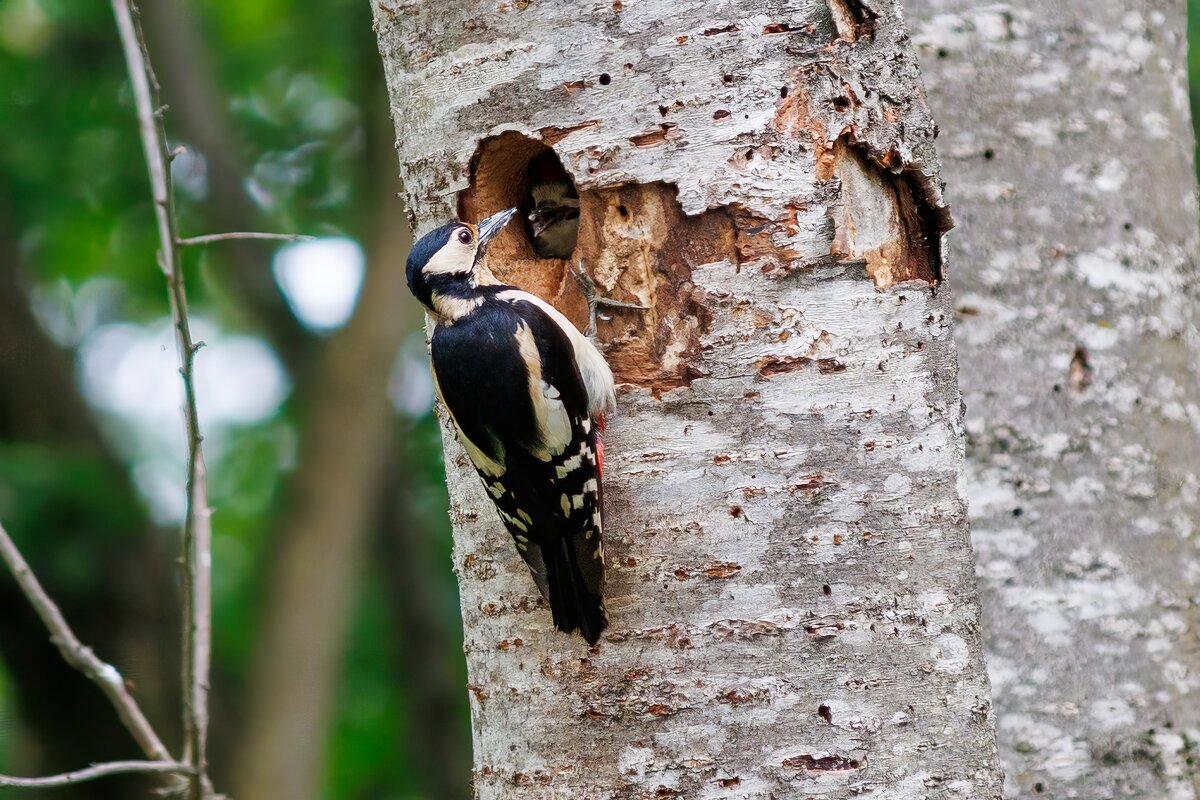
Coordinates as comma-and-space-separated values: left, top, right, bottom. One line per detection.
595, 414, 605, 475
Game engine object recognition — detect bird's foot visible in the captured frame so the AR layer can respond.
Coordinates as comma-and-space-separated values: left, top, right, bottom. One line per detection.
570, 261, 647, 338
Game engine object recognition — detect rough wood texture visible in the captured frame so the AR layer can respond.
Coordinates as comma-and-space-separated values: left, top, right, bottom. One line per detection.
373, 1, 1001, 796
906, 1, 1200, 797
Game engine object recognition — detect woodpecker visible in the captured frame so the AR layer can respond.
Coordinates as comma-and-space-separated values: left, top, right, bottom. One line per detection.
406, 208, 637, 644
526, 150, 579, 259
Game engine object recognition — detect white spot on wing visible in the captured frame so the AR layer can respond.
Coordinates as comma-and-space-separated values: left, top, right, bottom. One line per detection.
541, 381, 572, 454
556, 452, 584, 478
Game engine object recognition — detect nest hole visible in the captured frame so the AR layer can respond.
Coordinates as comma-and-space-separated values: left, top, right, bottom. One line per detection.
458, 131, 579, 301
459, 131, 738, 392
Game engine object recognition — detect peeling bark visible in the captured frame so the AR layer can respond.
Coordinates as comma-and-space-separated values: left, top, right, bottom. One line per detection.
373, 1, 1000, 797
908, 1, 1200, 797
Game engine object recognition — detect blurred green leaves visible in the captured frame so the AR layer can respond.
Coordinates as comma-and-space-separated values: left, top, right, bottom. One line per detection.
0, 0, 463, 796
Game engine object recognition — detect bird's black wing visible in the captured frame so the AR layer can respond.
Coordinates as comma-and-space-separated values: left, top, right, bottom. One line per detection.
431, 297, 606, 642
506, 296, 606, 608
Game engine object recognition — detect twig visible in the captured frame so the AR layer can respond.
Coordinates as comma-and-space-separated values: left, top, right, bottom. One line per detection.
0, 761, 192, 789
111, 1, 213, 796
0, 522, 172, 761
178, 232, 315, 246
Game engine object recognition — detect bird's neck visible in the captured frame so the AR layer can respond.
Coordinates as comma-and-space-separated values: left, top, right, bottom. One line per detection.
428, 271, 505, 323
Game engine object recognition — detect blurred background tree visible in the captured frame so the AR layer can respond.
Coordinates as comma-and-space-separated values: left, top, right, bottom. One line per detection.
0, 0, 469, 798
4, 0, 1200, 798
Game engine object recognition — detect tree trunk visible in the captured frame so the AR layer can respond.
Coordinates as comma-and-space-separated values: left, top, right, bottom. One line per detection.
231, 182, 413, 800
907, 1, 1200, 796
373, 1, 1002, 797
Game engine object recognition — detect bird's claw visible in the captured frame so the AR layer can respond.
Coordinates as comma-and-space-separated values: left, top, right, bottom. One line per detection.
570, 262, 647, 338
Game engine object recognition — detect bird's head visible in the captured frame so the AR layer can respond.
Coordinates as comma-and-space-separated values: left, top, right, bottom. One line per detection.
405, 208, 516, 311
527, 199, 579, 239
527, 184, 580, 259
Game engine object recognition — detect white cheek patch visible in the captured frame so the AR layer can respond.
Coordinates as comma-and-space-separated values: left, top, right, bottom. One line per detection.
424, 241, 476, 276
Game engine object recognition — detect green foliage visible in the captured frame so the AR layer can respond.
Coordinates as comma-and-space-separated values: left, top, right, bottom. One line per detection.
0, 0, 463, 797
1191, 0, 1200, 168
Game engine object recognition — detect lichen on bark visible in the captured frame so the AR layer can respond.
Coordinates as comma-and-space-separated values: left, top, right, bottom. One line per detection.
373, 0, 1001, 796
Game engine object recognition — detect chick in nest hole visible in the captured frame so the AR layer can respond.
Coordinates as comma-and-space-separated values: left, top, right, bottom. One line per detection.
527, 150, 579, 259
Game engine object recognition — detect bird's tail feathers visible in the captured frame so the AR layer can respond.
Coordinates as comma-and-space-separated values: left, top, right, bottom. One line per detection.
544, 536, 607, 645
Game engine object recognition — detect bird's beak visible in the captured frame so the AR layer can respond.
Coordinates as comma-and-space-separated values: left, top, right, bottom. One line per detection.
528, 207, 552, 238
476, 208, 517, 249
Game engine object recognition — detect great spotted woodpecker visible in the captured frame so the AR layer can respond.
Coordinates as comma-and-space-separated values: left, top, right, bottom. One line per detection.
526, 151, 579, 259
406, 208, 638, 644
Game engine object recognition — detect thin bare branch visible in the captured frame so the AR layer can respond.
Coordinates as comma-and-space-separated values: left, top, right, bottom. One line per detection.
111, 0, 213, 796
0, 761, 192, 789
0, 521, 172, 761
178, 232, 315, 246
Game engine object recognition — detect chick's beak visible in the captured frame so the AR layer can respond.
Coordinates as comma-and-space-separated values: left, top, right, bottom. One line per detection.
476, 208, 517, 249
528, 207, 552, 238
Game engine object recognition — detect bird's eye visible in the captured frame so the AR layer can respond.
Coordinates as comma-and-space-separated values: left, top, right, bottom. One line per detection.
457, 229, 473, 245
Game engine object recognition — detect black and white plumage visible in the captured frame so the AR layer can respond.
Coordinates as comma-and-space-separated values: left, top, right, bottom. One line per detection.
406, 208, 615, 644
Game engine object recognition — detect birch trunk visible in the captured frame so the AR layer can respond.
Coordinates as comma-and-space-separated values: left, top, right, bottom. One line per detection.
906, 1, 1200, 797
373, 1, 1001, 796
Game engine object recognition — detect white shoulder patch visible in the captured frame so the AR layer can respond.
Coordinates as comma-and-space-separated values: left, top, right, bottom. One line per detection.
499, 289, 616, 418
514, 321, 574, 459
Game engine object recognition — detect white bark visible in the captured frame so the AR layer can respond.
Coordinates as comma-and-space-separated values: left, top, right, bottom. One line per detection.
373, 1, 1001, 796
906, 1, 1200, 797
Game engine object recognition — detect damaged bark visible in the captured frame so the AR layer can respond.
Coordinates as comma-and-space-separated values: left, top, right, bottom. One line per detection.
373, 0, 1000, 797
